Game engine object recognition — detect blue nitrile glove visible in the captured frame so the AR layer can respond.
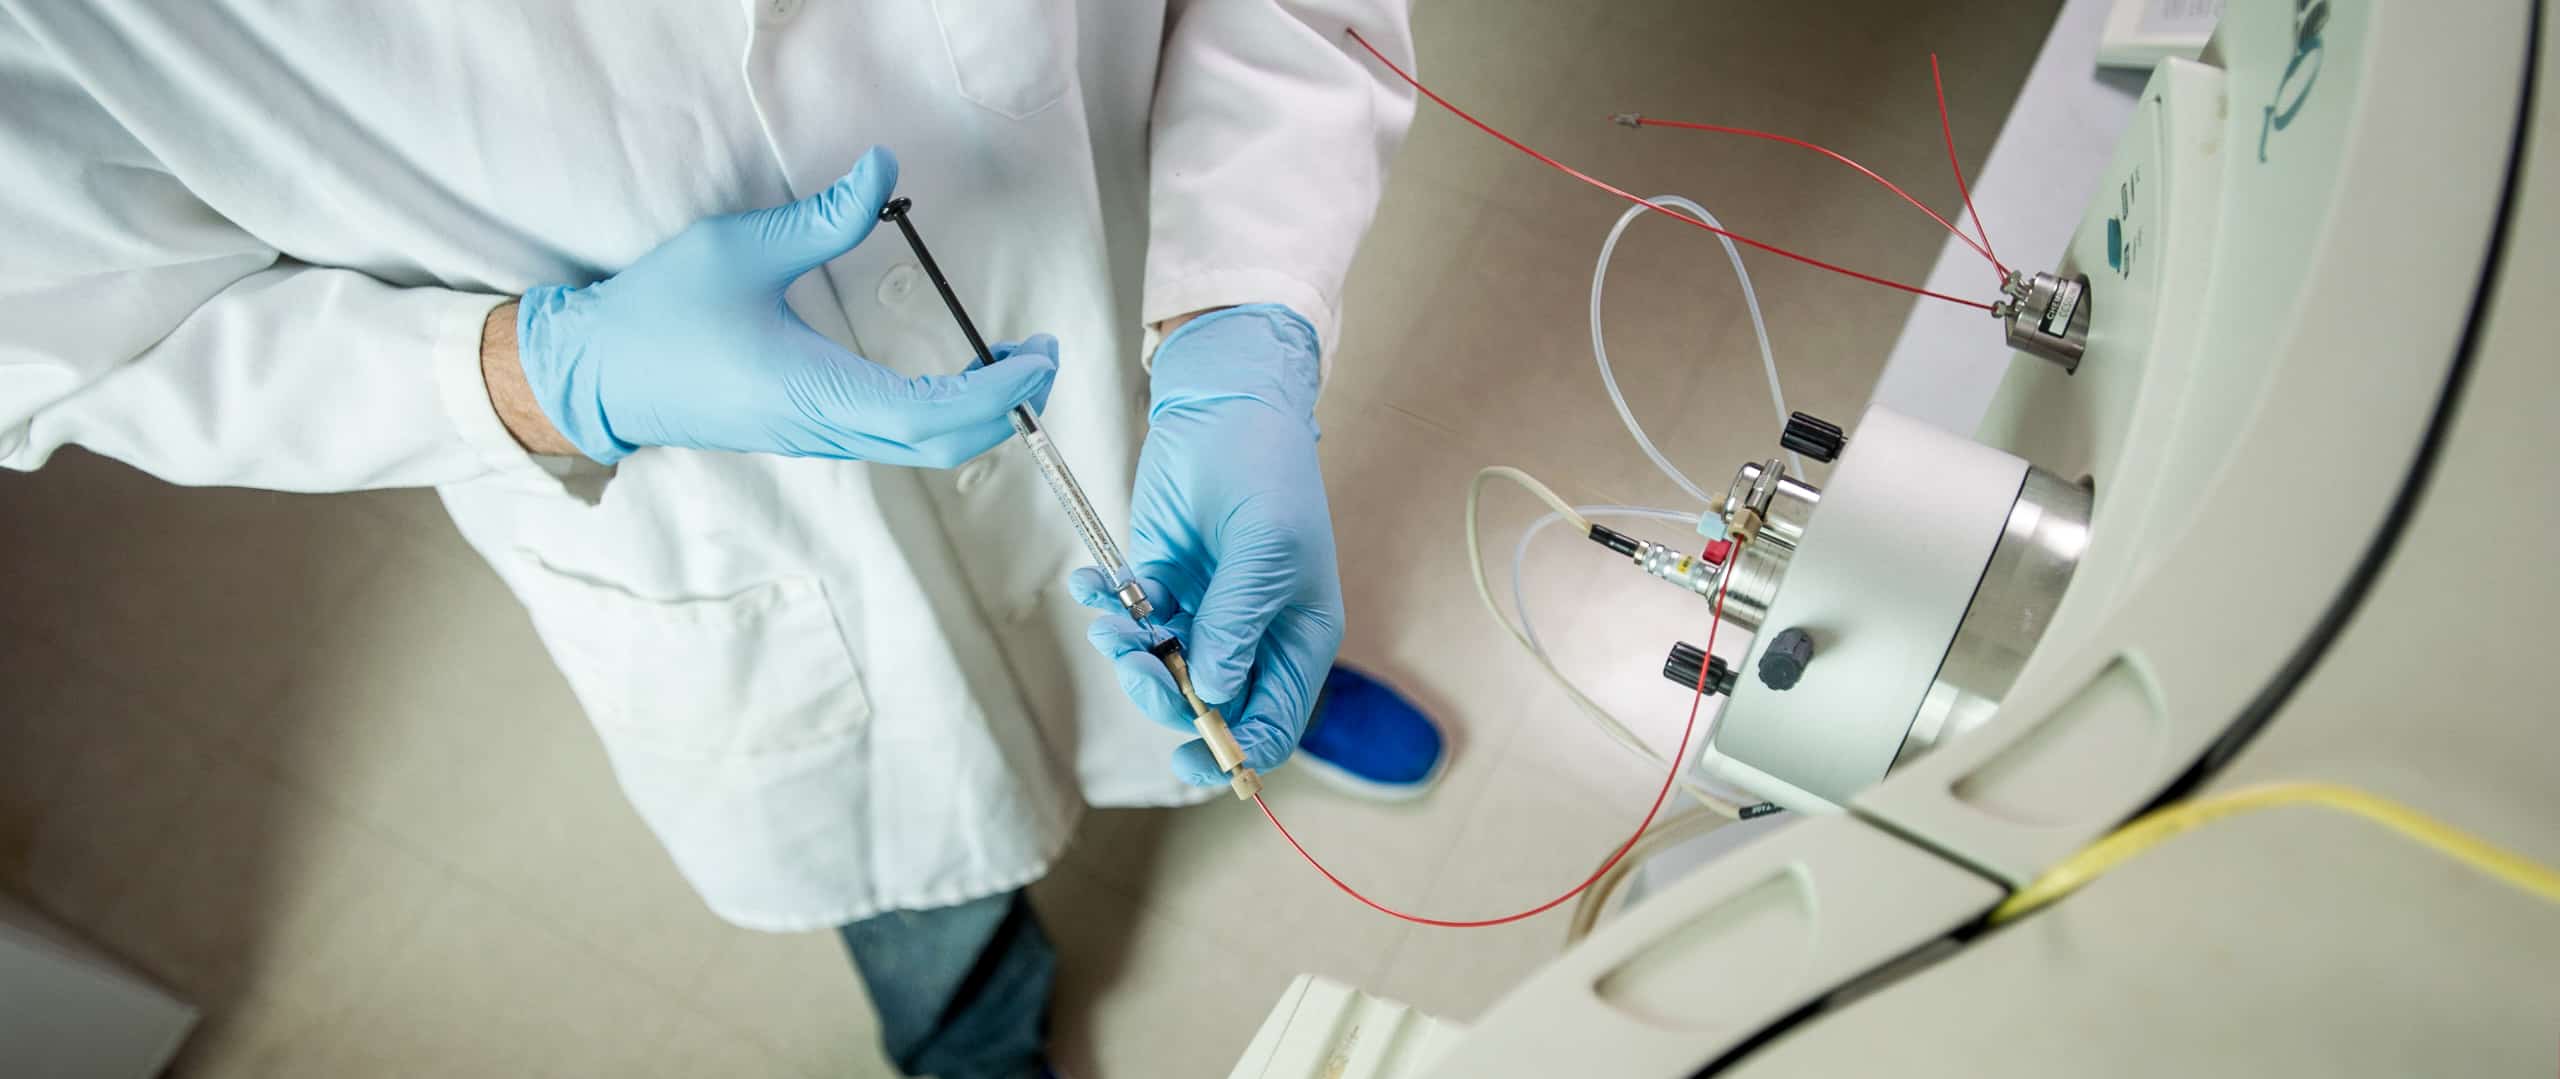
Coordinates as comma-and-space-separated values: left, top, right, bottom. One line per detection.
516, 146, 1057, 466
1072, 304, 1344, 787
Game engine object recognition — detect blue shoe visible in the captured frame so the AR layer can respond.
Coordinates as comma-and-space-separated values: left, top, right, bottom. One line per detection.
1294, 663, 1449, 801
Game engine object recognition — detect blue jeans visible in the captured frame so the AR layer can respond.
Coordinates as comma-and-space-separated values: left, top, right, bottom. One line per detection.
839, 888, 1054, 1079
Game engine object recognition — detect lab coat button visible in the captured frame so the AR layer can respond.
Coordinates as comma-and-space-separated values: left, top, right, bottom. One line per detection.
955, 457, 997, 494
878, 263, 924, 306
755, 0, 803, 28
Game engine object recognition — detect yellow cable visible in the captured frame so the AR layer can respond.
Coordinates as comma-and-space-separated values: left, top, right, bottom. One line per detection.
1988, 781, 2560, 925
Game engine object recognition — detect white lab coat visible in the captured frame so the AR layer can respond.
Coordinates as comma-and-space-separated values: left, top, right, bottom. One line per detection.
0, 0, 1414, 931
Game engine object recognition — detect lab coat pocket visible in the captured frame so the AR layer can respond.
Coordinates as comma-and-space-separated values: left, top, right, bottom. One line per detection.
510, 554, 870, 761
929, 0, 1073, 119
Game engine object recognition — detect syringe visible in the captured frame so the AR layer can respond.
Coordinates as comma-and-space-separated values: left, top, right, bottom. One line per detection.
878, 198, 1262, 799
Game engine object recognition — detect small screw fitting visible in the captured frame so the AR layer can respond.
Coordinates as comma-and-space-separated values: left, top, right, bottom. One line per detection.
1115, 579, 1154, 623
1728, 506, 1766, 546
878, 196, 912, 222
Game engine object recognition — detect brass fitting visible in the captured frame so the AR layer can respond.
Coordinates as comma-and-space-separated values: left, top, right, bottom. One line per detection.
1150, 640, 1263, 800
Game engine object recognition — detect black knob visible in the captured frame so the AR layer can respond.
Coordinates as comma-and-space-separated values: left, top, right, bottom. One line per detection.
1662, 642, 1736, 695
1780, 412, 1845, 463
1757, 627, 1815, 690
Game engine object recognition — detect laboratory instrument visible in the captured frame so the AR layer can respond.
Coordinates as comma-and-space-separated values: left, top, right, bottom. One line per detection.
1235, 0, 2560, 1073
878, 197, 1262, 800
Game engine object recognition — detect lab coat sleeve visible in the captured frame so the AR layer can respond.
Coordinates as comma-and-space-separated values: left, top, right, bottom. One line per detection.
1142, 0, 1417, 366
0, 20, 545, 493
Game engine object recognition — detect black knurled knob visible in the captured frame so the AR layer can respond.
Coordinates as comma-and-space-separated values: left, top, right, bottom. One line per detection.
1780, 412, 1846, 463
1757, 627, 1815, 690
1662, 642, 1737, 695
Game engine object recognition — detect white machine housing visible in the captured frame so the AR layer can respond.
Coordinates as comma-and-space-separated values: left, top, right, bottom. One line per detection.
1699, 408, 2056, 812
1412, 0, 2560, 1075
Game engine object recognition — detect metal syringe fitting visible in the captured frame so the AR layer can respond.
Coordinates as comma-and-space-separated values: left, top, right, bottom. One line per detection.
1583, 523, 1734, 604
1148, 638, 1262, 801
1115, 579, 1153, 623
1632, 539, 1721, 600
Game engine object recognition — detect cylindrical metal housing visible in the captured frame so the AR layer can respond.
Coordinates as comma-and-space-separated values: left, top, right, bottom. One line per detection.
2002, 270, 2092, 373
1699, 407, 2035, 809
1707, 537, 1792, 633
1707, 460, 1820, 632
1895, 466, 2093, 763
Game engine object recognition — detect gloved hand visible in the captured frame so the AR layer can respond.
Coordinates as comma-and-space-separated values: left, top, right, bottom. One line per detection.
1073, 305, 1344, 787
516, 146, 1057, 466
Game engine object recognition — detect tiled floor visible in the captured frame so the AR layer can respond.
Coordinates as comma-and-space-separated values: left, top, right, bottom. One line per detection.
0, 3, 2051, 1076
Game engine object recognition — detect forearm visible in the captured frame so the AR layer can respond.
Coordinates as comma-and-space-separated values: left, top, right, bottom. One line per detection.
1, 16, 540, 492
1154, 308, 1223, 337
479, 300, 579, 457
4, 263, 533, 491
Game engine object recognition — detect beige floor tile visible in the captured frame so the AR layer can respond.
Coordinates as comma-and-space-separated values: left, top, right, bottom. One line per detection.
1323, 170, 1483, 411
1583, 2, 1919, 120
625, 1009, 829, 1079
334, 486, 478, 563
0, 633, 89, 890
1031, 865, 1309, 1079
1, 659, 220, 941
1356, 201, 1753, 503
151, 796, 457, 1078
1386, 0, 1610, 218
0, 450, 393, 733
0, 615, 76, 704
1052, 793, 1409, 994
1366, 727, 1699, 1021
275, 880, 691, 1079
682, 925, 891, 1078
247, 529, 743, 997
89, 750, 424, 1005
0, 447, 156, 628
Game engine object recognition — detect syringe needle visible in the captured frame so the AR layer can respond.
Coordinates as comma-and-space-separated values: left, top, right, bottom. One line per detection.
879, 197, 1260, 799
876, 197, 1152, 624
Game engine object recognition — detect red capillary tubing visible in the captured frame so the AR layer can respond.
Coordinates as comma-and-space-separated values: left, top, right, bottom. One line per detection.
1342, 26, 1995, 313
1616, 115, 2010, 281
1252, 561, 1735, 929
1931, 53, 2007, 284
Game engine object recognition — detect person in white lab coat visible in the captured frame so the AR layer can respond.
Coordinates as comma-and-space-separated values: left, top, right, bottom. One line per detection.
0, 2, 1446, 1075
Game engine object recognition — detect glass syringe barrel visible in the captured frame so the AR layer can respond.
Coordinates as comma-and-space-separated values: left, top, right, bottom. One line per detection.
878, 197, 1152, 623
1013, 411, 1152, 622
879, 198, 1263, 800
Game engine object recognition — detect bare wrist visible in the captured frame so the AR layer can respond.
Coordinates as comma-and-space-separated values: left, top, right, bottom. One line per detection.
1154, 307, 1229, 337
481, 300, 579, 457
